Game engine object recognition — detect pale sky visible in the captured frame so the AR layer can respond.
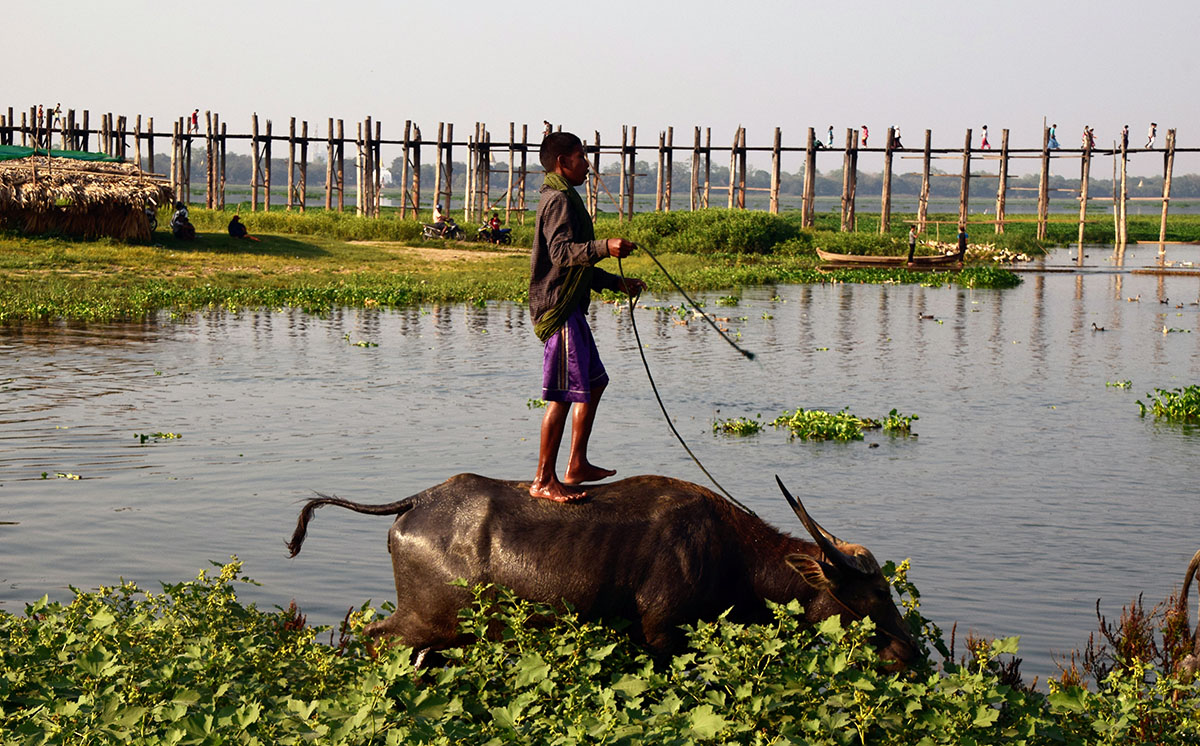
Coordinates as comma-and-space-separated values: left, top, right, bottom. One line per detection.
7, 0, 1199, 176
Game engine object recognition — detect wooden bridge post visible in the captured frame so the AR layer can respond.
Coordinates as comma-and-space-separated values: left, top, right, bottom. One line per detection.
628, 126, 638, 217
506, 122, 515, 223
1158, 129, 1176, 256
287, 117, 296, 211
374, 120, 382, 217
690, 126, 700, 211
1036, 126, 1050, 240
169, 120, 177, 200
518, 124, 526, 222
205, 112, 213, 208
250, 114, 259, 212
590, 130, 601, 218
770, 126, 782, 214
703, 127, 712, 208
219, 120, 227, 210
183, 118, 192, 206
134, 115, 142, 174
355, 122, 364, 217
434, 123, 444, 218
147, 117, 154, 174
848, 128, 859, 230
446, 122, 455, 215
465, 126, 475, 219
264, 119, 272, 212
995, 128, 1009, 233
802, 127, 816, 228
325, 119, 334, 211
336, 119, 345, 213
1077, 138, 1091, 246
410, 124, 421, 216
840, 128, 853, 231
299, 120, 308, 214
655, 130, 665, 212
1118, 135, 1128, 246
737, 127, 748, 209
957, 128, 972, 228
483, 127, 492, 221
665, 126, 674, 212
880, 126, 894, 233
917, 129, 931, 233
400, 121, 411, 218
619, 126, 628, 220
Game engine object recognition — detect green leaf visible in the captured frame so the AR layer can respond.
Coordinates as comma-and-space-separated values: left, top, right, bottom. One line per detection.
817, 615, 845, 640
88, 609, 116, 630
514, 652, 550, 688
610, 675, 649, 698
687, 705, 730, 739
1048, 688, 1088, 713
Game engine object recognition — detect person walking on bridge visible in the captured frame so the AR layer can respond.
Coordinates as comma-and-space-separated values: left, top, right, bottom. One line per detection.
1146, 122, 1157, 149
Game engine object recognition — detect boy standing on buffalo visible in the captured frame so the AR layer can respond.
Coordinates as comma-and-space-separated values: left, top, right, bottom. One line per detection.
529, 132, 644, 502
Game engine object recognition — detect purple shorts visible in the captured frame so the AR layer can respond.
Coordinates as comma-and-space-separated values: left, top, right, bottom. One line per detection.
542, 306, 608, 403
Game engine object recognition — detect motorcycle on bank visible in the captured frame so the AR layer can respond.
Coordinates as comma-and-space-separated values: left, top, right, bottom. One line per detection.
422, 217, 464, 240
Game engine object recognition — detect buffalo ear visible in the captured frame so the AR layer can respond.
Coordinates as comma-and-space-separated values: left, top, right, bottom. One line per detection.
786, 553, 838, 590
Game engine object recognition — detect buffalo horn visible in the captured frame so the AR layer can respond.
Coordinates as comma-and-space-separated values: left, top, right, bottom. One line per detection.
775, 475, 862, 575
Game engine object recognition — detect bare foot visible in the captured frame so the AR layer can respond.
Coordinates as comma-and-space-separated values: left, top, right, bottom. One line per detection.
563, 463, 616, 485
529, 478, 587, 503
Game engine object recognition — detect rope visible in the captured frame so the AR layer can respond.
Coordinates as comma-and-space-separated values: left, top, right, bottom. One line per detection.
637, 243, 755, 361
617, 252, 756, 516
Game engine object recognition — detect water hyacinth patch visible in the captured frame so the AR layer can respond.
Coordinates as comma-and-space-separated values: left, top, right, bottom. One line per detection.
1137, 384, 1200, 422
711, 416, 763, 436
772, 408, 868, 441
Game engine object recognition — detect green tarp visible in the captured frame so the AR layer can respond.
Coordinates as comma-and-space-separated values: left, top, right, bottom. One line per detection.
0, 144, 122, 163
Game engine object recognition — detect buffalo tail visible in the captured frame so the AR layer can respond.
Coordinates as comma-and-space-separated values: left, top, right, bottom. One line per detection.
286, 493, 416, 557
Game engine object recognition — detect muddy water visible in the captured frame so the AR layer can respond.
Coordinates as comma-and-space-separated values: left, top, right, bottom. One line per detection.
2, 243, 1199, 682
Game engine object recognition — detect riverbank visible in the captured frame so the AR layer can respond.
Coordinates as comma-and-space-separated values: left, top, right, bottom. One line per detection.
0, 208, 1022, 321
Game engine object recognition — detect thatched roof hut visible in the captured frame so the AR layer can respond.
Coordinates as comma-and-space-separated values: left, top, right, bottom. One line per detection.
0, 146, 173, 242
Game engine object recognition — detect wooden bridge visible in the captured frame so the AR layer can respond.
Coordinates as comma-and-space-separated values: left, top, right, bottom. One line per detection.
1, 105, 1188, 246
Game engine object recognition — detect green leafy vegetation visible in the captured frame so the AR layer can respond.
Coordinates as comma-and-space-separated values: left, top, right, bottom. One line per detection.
135, 432, 182, 443
711, 416, 763, 435
0, 208, 1022, 321
1137, 384, 1200, 422
3, 559, 1199, 744
766, 407, 920, 441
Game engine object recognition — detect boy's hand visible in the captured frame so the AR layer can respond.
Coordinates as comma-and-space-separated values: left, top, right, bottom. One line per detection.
619, 278, 646, 297
606, 238, 636, 258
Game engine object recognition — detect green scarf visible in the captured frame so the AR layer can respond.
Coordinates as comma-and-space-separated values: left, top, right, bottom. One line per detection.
533, 173, 596, 342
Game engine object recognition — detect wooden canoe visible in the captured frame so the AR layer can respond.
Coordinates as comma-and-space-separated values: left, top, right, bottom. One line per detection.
816, 247, 964, 267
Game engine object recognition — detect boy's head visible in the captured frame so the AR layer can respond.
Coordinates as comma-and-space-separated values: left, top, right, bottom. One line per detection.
540, 131, 587, 184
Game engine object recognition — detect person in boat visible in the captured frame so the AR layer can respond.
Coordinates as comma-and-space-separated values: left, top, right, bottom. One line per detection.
957, 223, 968, 258
170, 201, 195, 240
528, 131, 645, 503
227, 215, 259, 241
906, 224, 918, 265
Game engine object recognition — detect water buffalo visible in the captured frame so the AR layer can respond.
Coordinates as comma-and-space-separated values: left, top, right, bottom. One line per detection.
287, 473, 918, 668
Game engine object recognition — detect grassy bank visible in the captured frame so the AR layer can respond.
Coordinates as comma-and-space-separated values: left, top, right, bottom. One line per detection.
0, 207, 1030, 322
2, 560, 1196, 744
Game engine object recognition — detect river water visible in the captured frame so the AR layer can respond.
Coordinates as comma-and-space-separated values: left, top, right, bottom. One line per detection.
2, 243, 1199, 683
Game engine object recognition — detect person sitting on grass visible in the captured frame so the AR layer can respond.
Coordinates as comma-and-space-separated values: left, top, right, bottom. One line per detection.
528, 132, 646, 503
227, 215, 259, 241
170, 201, 195, 240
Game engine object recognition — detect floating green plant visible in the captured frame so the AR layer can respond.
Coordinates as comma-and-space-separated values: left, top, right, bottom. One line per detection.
712, 416, 763, 436
715, 295, 740, 306
772, 408, 867, 441
1106, 380, 1132, 389
1137, 385, 1200, 422
526, 398, 547, 409
881, 409, 919, 434
136, 432, 182, 443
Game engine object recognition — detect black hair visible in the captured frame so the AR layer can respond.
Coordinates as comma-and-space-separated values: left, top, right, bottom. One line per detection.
539, 131, 583, 172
